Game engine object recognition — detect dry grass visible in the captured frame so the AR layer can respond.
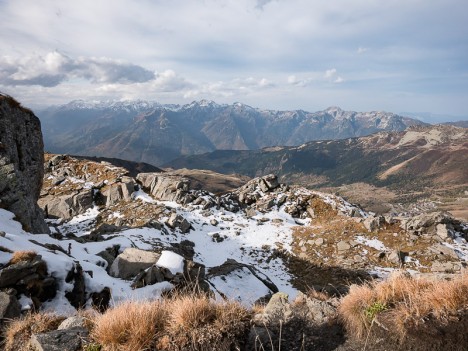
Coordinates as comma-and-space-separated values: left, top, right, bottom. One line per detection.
90, 296, 251, 351
8, 250, 38, 265
90, 300, 168, 351
3, 312, 65, 351
339, 271, 468, 340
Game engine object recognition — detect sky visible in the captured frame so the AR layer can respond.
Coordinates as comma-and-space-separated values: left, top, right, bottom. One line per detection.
0, 0, 467, 121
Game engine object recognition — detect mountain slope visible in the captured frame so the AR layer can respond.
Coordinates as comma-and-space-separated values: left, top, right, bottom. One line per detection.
166, 125, 468, 216
38, 100, 424, 165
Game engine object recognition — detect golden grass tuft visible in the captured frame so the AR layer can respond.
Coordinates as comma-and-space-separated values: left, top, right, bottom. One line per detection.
9, 250, 38, 265
90, 296, 251, 351
339, 271, 468, 340
90, 300, 168, 351
169, 295, 216, 331
3, 312, 65, 351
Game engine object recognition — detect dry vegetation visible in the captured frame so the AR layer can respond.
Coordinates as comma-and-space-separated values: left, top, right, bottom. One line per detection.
3, 312, 65, 351
90, 296, 251, 351
339, 271, 468, 340
8, 250, 38, 265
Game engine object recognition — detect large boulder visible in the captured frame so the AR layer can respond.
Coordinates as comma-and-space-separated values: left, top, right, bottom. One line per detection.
109, 248, 161, 280
39, 189, 93, 220
136, 173, 191, 203
0, 95, 49, 233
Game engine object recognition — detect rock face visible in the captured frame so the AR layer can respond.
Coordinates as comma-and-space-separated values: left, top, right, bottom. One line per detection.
0, 95, 49, 233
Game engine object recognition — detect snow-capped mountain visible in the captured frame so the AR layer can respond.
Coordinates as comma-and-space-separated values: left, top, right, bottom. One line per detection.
37, 100, 425, 166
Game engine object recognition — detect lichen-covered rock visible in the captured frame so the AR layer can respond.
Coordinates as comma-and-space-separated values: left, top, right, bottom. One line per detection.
0, 95, 49, 233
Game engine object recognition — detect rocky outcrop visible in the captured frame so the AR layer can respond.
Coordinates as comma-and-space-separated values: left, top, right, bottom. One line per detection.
100, 176, 135, 207
109, 248, 161, 280
136, 173, 191, 203
0, 95, 48, 233
0, 254, 57, 310
39, 189, 93, 220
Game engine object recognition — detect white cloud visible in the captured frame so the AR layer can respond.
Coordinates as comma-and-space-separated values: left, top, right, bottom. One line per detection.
324, 68, 344, 83
0, 52, 155, 87
357, 47, 369, 54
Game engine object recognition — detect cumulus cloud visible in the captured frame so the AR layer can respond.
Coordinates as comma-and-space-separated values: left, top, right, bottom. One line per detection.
0, 52, 155, 87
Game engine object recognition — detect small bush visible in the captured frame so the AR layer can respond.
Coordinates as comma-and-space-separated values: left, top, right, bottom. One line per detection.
339, 271, 468, 340
3, 312, 65, 351
9, 250, 38, 265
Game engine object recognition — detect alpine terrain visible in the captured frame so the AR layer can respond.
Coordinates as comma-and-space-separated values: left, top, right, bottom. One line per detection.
1, 95, 467, 351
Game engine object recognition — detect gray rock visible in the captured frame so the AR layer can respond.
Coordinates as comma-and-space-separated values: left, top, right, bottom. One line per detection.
0, 95, 49, 233
263, 174, 279, 190
430, 244, 459, 259
101, 177, 135, 207
295, 291, 338, 324
0, 291, 21, 325
337, 241, 351, 252
136, 173, 190, 203
166, 213, 191, 233
109, 248, 161, 279
431, 261, 462, 273
131, 265, 166, 289
0, 230, 5, 237
253, 292, 292, 325
210, 219, 218, 226
0, 256, 47, 288
436, 223, 454, 240
363, 215, 384, 232
245, 208, 257, 218
30, 327, 88, 351
388, 250, 407, 265
57, 316, 85, 330
39, 189, 93, 220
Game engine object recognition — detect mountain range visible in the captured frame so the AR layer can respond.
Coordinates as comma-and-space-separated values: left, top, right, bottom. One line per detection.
38, 100, 425, 166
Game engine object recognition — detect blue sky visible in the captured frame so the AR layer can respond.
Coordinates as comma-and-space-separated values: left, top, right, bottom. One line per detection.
0, 0, 467, 121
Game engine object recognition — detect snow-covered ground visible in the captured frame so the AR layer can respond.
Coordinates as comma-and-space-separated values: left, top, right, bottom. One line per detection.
0, 188, 302, 313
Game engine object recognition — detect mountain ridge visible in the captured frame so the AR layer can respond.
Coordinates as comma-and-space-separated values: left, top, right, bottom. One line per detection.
38, 100, 426, 166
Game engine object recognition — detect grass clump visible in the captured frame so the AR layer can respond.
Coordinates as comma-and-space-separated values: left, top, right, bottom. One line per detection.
9, 250, 38, 265
90, 296, 251, 351
3, 312, 65, 351
90, 300, 168, 351
339, 271, 468, 341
